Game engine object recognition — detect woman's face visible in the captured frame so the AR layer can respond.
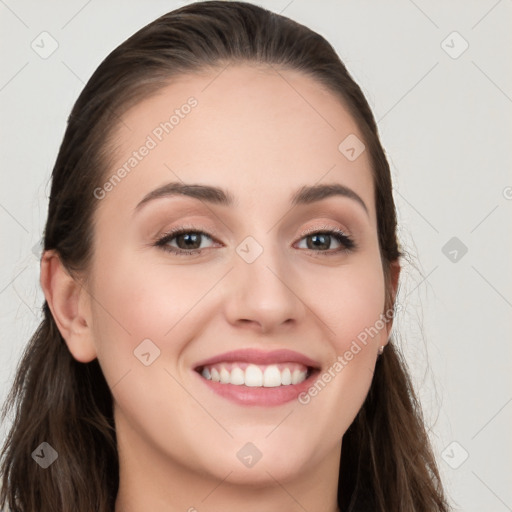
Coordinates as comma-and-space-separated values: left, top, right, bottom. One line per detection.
80, 64, 397, 490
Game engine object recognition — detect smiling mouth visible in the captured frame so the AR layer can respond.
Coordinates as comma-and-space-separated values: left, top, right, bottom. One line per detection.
195, 361, 318, 388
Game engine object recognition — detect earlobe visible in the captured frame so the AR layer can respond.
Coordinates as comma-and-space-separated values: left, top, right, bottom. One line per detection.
40, 250, 97, 363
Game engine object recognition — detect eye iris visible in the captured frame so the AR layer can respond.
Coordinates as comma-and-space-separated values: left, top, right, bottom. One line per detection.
177, 232, 201, 250
308, 233, 330, 250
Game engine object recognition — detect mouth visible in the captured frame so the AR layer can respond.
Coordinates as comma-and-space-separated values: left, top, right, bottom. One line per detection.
192, 348, 322, 406
195, 361, 318, 388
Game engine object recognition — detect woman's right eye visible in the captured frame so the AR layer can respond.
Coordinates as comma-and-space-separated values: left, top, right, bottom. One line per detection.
155, 229, 217, 256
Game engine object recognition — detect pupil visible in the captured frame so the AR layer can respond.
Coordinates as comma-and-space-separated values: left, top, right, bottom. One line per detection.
178, 233, 201, 250
309, 234, 330, 250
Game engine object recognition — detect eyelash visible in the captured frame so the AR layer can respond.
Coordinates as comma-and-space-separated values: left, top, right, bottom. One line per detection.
154, 225, 357, 257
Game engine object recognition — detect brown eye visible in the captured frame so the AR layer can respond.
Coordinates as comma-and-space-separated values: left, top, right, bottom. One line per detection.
155, 229, 218, 256
173, 232, 203, 250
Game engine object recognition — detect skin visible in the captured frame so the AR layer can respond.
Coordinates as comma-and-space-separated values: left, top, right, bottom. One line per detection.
41, 64, 400, 512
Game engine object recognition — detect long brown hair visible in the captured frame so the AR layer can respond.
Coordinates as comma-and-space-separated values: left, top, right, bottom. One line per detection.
0, 2, 450, 511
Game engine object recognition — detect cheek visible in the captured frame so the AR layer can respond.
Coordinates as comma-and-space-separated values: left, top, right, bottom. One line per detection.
86, 243, 217, 392
306, 253, 387, 351
296, 255, 387, 427
89, 246, 209, 338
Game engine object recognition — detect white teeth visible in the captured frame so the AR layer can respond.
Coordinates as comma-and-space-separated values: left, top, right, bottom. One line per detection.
291, 369, 304, 385
281, 367, 292, 385
200, 363, 309, 387
245, 364, 263, 387
263, 365, 282, 387
230, 367, 245, 385
220, 367, 230, 384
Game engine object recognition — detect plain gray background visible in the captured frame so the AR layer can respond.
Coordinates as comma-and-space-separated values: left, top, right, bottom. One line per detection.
1, 1, 511, 510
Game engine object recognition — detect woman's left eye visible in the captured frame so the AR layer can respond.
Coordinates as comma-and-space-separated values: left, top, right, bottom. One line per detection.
155, 227, 356, 257
295, 229, 356, 253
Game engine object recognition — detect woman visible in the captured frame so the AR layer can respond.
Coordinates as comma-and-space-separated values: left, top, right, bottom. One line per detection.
0, 2, 451, 511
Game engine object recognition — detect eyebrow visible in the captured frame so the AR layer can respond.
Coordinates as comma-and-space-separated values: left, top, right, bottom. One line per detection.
135, 181, 369, 215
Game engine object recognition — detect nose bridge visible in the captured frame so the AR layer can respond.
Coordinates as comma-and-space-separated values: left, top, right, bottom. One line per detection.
225, 232, 304, 332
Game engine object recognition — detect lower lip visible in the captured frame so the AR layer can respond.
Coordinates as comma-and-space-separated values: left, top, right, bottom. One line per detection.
194, 369, 320, 406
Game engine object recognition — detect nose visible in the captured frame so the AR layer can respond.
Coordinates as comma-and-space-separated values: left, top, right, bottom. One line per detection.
223, 242, 306, 334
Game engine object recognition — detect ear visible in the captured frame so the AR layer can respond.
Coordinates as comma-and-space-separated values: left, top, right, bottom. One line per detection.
384, 258, 401, 340
40, 250, 97, 363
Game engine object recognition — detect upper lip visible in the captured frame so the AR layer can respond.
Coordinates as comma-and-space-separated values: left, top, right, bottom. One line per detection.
194, 348, 321, 370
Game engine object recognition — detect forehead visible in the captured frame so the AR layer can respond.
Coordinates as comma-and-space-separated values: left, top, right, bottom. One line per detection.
103, 64, 375, 221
